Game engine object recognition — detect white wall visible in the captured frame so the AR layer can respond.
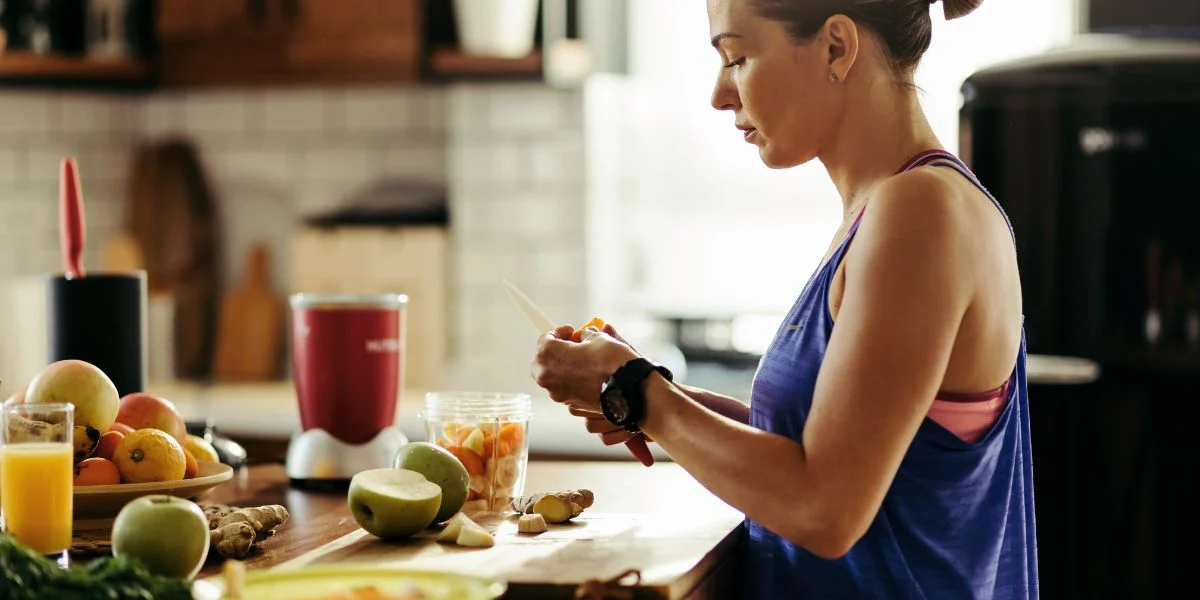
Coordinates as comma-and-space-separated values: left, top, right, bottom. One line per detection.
587, 0, 1077, 350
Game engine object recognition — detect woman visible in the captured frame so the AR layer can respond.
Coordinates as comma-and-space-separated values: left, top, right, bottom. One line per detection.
531, 0, 1036, 598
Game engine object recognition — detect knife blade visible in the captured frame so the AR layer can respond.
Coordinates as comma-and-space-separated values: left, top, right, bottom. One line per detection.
502, 278, 656, 467
503, 279, 556, 333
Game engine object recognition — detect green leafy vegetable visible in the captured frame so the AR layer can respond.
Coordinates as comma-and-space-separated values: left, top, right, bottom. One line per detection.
0, 534, 193, 600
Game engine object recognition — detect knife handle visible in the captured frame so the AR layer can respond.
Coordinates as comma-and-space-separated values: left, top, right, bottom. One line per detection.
625, 435, 654, 467
59, 157, 85, 279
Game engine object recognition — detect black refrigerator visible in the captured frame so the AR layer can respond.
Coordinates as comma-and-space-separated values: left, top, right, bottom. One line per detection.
960, 36, 1200, 599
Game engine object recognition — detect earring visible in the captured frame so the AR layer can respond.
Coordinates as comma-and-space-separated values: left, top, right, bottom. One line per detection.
829, 72, 838, 83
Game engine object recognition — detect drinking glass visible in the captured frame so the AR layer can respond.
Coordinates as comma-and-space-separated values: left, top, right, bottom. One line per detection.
1, 400, 75, 563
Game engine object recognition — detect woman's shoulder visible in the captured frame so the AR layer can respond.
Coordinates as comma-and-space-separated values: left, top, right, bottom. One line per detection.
852, 167, 973, 260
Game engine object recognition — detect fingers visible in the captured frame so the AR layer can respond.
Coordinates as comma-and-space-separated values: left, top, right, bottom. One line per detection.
602, 323, 628, 344
585, 416, 618, 434
568, 406, 602, 418
600, 429, 636, 446
553, 324, 575, 340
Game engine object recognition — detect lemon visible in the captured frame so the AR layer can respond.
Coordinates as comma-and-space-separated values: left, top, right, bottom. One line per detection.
184, 434, 220, 463
113, 429, 186, 483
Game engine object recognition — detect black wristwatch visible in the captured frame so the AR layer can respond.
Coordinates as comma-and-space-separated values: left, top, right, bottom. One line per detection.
600, 357, 673, 433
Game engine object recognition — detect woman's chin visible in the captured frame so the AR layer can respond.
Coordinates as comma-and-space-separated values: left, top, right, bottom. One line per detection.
758, 145, 810, 170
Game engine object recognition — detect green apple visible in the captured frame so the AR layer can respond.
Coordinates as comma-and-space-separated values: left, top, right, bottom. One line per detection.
112, 495, 211, 579
348, 469, 442, 541
392, 441, 470, 524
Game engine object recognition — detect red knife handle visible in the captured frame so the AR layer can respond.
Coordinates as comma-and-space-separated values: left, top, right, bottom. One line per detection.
60, 157, 85, 279
625, 435, 655, 467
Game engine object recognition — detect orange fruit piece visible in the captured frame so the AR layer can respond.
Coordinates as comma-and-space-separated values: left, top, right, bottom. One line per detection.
93, 430, 124, 462
497, 423, 526, 457
571, 317, 606, 342
183, 448, 199, 479
445, 445, 485, 476
74, 457, 121, 486
112, 428, 186, 483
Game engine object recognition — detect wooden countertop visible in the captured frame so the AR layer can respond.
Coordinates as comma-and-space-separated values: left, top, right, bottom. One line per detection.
195, 461, 746, 599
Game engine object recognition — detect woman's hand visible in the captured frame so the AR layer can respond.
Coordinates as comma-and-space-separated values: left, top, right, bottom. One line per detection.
530, 324, 639, 413
567, 406, 655, 446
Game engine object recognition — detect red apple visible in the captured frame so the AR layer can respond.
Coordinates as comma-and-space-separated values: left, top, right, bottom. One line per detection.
115, 393, 185, 441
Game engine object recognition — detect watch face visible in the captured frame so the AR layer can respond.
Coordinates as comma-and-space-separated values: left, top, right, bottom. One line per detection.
603, 388, 631, 423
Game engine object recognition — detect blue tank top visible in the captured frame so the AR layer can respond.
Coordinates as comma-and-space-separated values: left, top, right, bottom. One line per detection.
741, 151, 1039, 599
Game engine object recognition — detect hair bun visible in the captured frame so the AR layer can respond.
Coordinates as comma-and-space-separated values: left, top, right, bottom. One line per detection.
931, 0, 983, 20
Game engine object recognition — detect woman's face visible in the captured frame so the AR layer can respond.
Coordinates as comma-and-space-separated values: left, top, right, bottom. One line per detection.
708, 0, 843, 169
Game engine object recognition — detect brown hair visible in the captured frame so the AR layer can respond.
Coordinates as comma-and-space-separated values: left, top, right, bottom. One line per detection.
750, 0, 983, 76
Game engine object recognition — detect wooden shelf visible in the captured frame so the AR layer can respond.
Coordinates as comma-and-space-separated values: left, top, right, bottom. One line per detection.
0, 52, 152, 88
426, 47, 542, 80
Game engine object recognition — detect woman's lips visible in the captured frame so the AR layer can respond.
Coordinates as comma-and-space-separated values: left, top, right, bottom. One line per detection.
743, 128, 756, 142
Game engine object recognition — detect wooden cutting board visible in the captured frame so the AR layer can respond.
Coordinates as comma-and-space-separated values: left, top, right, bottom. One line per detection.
262, 460, 746, 599
212, 243, 284, 381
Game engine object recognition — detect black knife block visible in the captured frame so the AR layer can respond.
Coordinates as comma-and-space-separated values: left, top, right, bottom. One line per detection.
47, 272, 147, 397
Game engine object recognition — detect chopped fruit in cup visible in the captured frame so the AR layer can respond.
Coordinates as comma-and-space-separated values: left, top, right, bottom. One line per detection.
498, 423, 525, 457
445, 446, 484, 476
430, 418, 529, 511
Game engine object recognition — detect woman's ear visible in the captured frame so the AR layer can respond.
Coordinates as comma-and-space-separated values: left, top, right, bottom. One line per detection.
822, 15, 860, 82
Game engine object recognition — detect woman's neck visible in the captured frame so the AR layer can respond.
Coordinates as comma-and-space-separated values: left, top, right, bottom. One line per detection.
818, 82, 944, 220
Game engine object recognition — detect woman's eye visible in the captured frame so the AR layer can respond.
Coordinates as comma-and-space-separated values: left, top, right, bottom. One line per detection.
724, 57, 746, 69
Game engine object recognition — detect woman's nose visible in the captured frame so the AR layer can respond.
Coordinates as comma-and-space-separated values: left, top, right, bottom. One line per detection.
711, 74, 738, 111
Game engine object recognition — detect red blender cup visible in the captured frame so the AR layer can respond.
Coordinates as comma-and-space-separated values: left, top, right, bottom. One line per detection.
285, 294, 410, 484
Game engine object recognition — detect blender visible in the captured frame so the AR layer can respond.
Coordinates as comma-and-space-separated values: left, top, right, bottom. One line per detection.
285, 293, 409, 484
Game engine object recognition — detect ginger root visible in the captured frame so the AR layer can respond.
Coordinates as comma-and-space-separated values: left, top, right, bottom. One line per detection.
204, 503, 289, 558
510, 489, 594, 524
517, 513, 548, 533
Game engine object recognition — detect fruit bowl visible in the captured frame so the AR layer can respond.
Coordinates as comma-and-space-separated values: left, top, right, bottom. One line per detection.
73, 460, 233, 522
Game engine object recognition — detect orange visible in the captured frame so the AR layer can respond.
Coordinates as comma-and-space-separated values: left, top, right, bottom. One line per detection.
183, 448, 199, 479
571, 317, 606, 342
112, 428, 186, 483
445, 446, 484, 476
497, 423, 526, 457
74, 457, 121, 486
93, 430, 125, 461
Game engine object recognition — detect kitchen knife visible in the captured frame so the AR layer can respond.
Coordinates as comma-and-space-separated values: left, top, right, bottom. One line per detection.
502, 279, 656, 467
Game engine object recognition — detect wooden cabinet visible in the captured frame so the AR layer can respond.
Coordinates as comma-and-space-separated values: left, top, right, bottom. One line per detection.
156, 0, 421, 87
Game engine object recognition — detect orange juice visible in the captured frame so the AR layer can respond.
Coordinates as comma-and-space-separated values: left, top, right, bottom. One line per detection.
0, 442, 73, 554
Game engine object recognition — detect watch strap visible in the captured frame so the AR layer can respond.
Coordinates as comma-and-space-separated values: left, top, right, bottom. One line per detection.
601, 357, 673, 432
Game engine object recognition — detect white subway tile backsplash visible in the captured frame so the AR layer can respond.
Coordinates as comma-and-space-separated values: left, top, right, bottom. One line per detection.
421, 88, 448, 135
219, 148, 291, 183
137, 94, 185, 136
291, 146, 376, 183
261, 90, 331, 132
0, 93, 55, 133
526, 137, 583, 185
26, 143, 84, 184
486, 86, 563, 133
81, 145, 131, 185
343, 87, 419, 133
184, 93, 252, 133
57, 95, 132, 135
380, 144, 446, 181
450, 142, 522, 185
0, 82, 589, 395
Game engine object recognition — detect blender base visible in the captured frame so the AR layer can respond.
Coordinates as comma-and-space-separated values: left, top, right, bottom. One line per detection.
285, 426, 408, 484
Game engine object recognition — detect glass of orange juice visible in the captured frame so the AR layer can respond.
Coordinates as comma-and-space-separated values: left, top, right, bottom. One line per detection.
1, 400, 74, 563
